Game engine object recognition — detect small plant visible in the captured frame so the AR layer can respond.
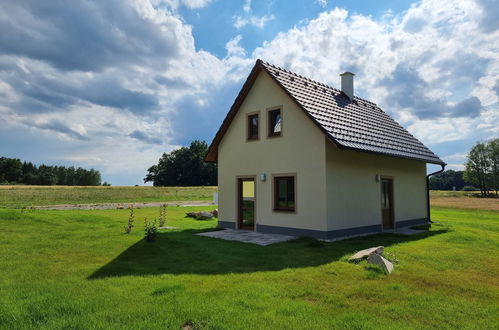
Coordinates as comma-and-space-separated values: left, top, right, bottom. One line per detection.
159, 204, 167, 227
144, 217, 157, 242
124, 206, 135, 234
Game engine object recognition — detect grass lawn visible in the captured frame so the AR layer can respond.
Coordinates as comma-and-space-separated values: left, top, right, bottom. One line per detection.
0, 185, 217, 208
0, 205, 498, 329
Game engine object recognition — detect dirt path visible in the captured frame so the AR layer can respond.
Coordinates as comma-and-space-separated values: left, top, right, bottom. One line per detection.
32, 201, 214, 210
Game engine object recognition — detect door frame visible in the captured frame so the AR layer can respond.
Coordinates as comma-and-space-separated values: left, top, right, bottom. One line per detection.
380, 176, 395, 230
236, 175, 256, 230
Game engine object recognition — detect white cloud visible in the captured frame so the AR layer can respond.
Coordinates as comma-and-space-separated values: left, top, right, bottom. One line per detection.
243, 0, 252, 13
225, 35, 246, 57
250, 1, 499, 146
316, 0, 328, 8
233, 14, 275, 29
1, 0, 498, 184
181, 0, 212, 8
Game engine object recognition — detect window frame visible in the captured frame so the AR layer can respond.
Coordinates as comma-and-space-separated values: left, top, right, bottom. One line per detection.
246, 112, 260, 141
272, 174, 297, 213
267, 107, 282, 138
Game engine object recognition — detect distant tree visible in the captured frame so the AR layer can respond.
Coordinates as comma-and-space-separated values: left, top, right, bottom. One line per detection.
487, 139, 499, 197
144, 140, 217, 186
0, 157, 23, 183
37, 165, 57, 185
464, 140, 496, 197
429, 170, 466, 190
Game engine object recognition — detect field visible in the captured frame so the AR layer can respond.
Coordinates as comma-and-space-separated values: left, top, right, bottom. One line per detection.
431, 190, 499, 211
0, 188, 498, 329
0, 185, 217, 208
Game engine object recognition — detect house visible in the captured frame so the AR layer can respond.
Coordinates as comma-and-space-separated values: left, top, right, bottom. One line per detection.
205, 59, 446, 240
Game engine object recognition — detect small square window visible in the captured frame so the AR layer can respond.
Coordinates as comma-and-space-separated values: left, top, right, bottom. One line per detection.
268, 109, 282, 137
274, 176, 295, 212
247, 114, 259, 140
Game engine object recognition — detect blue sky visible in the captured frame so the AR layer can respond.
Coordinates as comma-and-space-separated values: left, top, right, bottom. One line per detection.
0, 0, 498, 185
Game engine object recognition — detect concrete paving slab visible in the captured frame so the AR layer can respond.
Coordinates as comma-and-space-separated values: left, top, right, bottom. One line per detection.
384, 227, 427, 236
197, 229, 297, 246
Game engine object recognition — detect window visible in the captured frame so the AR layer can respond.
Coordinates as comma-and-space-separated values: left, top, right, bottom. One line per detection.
247, 113, 259, 140
268, 109, 282, 137
274, 176, 295, 211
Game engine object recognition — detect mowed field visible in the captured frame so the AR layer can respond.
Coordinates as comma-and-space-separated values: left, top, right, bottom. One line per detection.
0, 185, 217, 208
431, 190, 499, 211
0, 188, 498, 329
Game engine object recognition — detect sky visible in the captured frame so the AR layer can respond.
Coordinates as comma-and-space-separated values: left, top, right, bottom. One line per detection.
0, 0, 498, 185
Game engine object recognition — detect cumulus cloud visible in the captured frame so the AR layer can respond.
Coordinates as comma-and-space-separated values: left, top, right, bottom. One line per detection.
225, 35, 246, 57
0, 0, 498, 184
0, 0, 228, 184
250, 1, 498, 147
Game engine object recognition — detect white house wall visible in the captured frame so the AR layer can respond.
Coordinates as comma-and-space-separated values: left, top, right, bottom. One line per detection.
325, 142, 428, 234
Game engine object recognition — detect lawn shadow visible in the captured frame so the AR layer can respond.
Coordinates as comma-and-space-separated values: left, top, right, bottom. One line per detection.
88, 228, 449, 279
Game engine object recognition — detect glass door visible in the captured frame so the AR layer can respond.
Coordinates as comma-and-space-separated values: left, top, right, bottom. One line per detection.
238, 178, 255, 230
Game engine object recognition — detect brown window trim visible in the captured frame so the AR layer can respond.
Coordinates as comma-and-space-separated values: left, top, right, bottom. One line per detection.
272, 174, 296, 213
246, 112, 260, 141
267, 107, 282, 138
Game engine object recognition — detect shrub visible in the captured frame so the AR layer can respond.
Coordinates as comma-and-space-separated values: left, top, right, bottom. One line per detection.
144, 218, 157, 242
124, 206, 135, 234
159, 204, 167, 227
462, 186, 479, 191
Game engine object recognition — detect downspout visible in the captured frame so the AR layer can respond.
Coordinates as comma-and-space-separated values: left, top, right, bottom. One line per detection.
426, 163, 446, 224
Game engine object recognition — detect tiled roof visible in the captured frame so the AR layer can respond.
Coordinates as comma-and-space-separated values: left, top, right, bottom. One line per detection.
259, 60, 444, 165
205, 59, 445, 165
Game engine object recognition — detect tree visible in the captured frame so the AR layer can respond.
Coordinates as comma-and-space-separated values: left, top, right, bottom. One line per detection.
0, 157, 23, 183
464, 141, 492, 197
144, 140, 217, 186
487, 138, 499, 197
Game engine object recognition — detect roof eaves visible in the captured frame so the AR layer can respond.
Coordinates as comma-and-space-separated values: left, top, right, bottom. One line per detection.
204, 59, 263, 162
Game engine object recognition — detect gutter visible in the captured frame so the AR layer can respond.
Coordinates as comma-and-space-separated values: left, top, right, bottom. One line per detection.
426, 163, 446, 224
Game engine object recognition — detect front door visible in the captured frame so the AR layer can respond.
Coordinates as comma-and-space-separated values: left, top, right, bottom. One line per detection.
238, 178, 255, 230
381, 178, 394, 229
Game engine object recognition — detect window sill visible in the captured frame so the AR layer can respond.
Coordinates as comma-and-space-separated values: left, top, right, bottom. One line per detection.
273, 208, 295, 213
267, 134, 282, 138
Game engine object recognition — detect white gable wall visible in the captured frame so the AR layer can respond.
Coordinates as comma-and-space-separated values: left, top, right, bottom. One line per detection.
217, 71, 328, 231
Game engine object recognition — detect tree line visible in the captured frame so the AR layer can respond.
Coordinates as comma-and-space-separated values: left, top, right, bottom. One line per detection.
0, 157, 102, 186
144, 140, 216, 186
429, 169, 467, 191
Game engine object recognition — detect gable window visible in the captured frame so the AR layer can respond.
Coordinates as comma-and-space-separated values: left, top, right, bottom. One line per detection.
274, 175, 295, 212
268, 109, 282, 137
247, 113, 259, 140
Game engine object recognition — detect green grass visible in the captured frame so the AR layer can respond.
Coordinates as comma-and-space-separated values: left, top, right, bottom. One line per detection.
0, 185, 217, 208
0, 206, 498, 329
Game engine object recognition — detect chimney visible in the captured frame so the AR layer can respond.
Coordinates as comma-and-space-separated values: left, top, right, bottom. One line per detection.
340, 72, 355, 100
